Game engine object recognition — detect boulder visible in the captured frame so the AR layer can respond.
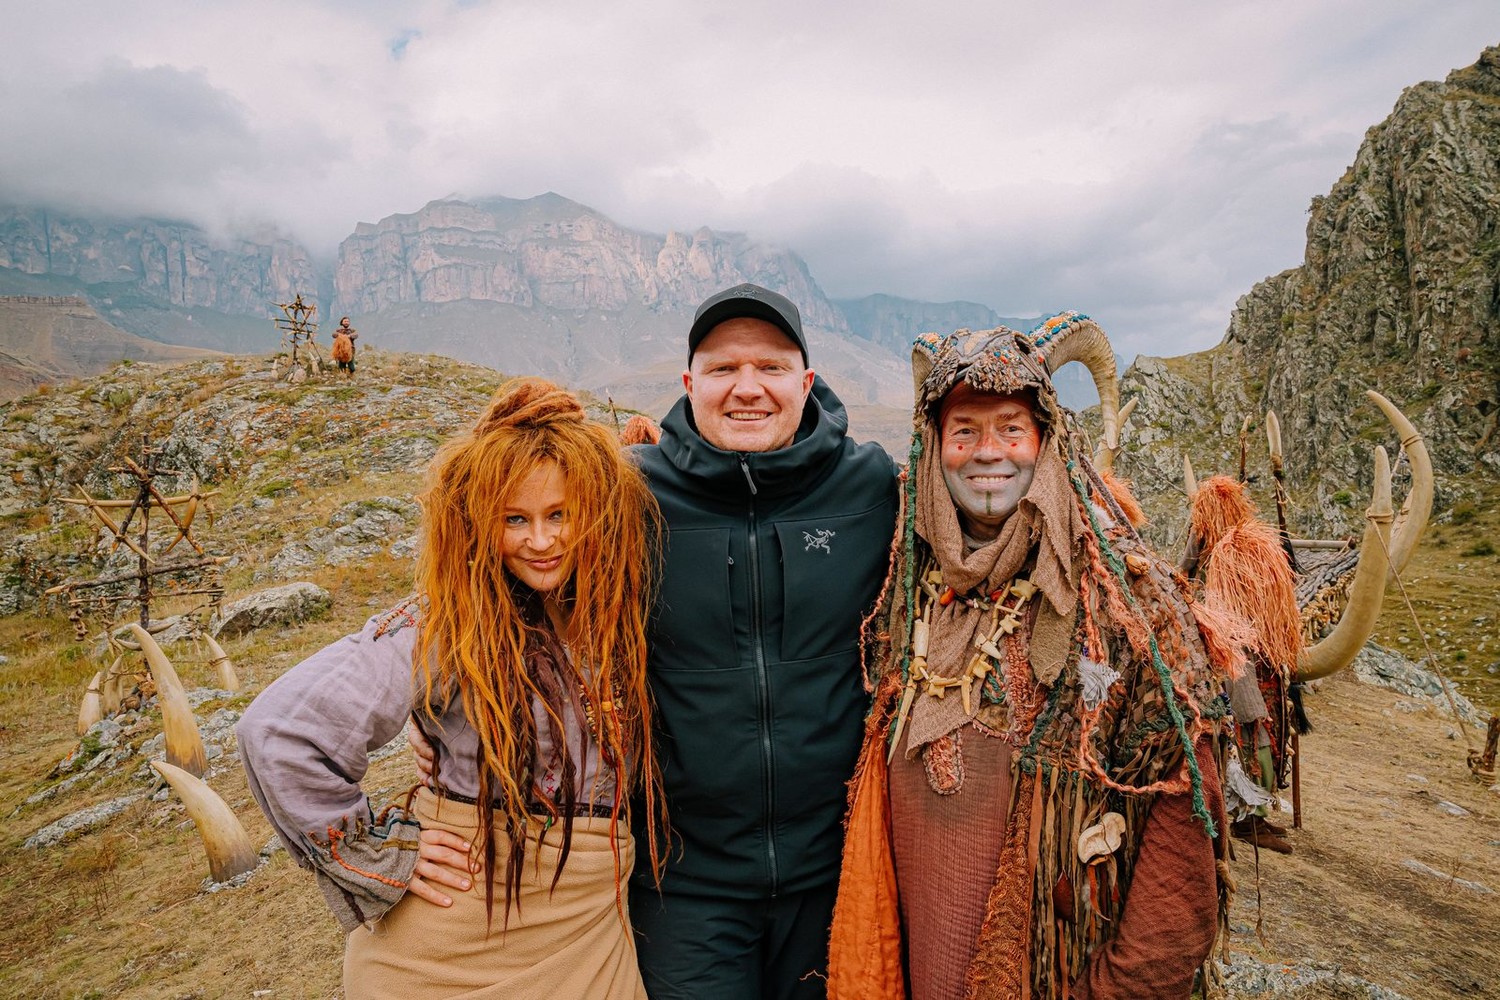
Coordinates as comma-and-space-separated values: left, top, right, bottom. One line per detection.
212, 582, 331, 639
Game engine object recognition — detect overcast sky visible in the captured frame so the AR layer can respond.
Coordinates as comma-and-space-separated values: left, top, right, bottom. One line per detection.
0, 1, 1494, 358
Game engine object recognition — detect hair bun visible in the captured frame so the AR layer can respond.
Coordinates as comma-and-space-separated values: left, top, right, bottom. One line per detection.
476, 377, 586, 434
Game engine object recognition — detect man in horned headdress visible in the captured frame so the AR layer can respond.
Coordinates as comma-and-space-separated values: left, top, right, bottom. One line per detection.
828, 315, 1236, 1000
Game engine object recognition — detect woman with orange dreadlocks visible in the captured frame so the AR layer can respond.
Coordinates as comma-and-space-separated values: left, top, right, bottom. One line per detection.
238, 378, 665, 998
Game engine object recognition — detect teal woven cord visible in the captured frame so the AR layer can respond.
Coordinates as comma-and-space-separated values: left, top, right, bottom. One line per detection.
1066, 459, 1217, 837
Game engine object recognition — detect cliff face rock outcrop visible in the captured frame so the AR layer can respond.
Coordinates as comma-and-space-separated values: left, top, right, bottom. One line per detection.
333, 194, 850, 331
329, 194, 909, 423
835, 294, 1020, 355
1118, 46, 1500, 541
0, 208, 320, 318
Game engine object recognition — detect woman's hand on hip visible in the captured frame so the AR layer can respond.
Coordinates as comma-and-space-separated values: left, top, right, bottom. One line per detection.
408, 719, 436, 786
406, 828, 476, 907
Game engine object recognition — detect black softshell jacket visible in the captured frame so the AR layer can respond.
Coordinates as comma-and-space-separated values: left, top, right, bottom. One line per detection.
632, 378, 899, 897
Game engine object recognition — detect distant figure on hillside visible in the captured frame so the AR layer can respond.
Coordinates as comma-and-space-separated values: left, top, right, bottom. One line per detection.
332, 316, 359, 375
619, 414, 661, 446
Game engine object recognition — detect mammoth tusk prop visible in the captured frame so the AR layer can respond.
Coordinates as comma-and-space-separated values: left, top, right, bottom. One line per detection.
99, 656, 127, 716
1183, 454, 1199, 497
1365, 390, 1432, 579
78, 671, 104, 736
202, 634, 239, 692
1297, 447, 1394, 681
162, 491, 199, 555
1265, 411, 1283, 461
150, 760, 259, 883
129, 624, 207, 777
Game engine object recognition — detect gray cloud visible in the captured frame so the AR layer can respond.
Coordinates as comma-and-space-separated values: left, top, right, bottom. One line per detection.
0, 0, 1493, 359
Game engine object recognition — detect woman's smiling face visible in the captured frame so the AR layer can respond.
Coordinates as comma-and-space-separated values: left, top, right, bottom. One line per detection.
500, 461, 572, 592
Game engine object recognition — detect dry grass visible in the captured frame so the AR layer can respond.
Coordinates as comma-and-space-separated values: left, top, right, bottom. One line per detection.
1371, 478, 1500, 717
1224, 675, 1500, 998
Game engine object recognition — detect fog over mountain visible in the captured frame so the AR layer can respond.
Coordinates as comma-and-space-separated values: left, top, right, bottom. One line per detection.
0, 3, 1493, 360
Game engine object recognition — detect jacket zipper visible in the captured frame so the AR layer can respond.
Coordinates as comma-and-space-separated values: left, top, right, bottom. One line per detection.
741, 455, 778, 895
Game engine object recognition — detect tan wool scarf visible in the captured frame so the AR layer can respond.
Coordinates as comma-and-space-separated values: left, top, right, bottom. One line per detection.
905, 424, 1085, 751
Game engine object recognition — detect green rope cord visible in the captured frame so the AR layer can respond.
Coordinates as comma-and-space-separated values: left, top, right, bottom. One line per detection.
1065, 458, 1217, 838
897, 425, 924, 686
1017, 672, 1065, 775
883, 424, 926, 755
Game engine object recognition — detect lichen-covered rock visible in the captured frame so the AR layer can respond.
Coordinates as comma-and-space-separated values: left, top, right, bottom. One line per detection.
1118, 46, 1500, 543
1351, 643, 1486, 726
1221, 953, 1411, 998
212, 582, 332, 638
23, 793, 146, 849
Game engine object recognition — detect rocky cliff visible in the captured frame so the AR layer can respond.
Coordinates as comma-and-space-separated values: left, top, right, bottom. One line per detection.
835, 293, 1027, 354
334, 193, 849, 330
0, 208, 321, 323
328, 194, 910, 429
1117, 46, 1500, 543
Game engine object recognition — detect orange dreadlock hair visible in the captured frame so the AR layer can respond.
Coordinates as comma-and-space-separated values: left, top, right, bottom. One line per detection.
1203, 520, 1303, 672
412, 377, 665, 924
619, 414, 661, 446
1095, 467, 1149, 528
1189, 474, 1257, 558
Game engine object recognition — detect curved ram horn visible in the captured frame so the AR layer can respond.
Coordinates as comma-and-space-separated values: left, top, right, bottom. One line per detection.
78, 671, 103, 736
203, 634, 240, 692
1093, 396, 1138, 469
1365, 390, 1432, 578
129, 623, 207, 777
1183, 454, 1199, 497
151, 760, 259, 883
1297, 447, 1394, 681
1035, 315, 1121, 459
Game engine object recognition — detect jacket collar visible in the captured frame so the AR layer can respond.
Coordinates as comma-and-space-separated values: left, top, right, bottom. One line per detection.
657, 376, 849, 499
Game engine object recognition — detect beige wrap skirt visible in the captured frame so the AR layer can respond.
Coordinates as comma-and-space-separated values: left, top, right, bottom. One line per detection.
344, 787, 646, 999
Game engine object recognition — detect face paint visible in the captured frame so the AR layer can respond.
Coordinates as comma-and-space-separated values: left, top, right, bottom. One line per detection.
939, 392, 1042, 541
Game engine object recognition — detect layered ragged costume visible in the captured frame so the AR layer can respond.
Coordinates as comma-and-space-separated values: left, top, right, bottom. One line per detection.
828, 315, 1240, 1000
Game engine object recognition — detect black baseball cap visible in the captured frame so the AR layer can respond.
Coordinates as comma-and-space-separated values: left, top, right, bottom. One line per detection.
687, 283, 808, 364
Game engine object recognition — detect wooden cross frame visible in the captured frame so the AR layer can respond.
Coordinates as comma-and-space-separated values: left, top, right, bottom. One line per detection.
46, 435, 228, 640
272, 293, 321, 374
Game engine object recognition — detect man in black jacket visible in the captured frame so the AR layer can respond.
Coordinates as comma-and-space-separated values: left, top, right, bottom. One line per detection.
630, 283, 898, 999
409, 284, 896, 996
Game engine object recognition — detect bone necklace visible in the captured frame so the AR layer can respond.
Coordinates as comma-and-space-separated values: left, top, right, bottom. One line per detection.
888, 565, 1038, 762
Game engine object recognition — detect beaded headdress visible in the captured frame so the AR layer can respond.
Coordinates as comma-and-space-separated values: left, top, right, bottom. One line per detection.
910, 311, 1121, 452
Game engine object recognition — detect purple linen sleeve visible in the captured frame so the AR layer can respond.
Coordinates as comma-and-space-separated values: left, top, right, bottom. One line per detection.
236, 608, 425, 931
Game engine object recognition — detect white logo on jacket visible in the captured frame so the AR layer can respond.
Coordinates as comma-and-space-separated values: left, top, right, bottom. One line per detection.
803, 528, 836, 553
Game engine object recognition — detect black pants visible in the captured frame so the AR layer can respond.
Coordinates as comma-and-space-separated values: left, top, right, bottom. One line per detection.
630, 881, 835, 1000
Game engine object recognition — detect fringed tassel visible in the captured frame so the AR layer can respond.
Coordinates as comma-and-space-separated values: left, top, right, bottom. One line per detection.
1203, 520, 1303, 671
1187, 593, 1255, 683
1067, 459, 1218, 838
1190, 475, 1257, 557
1094, 467, 1148, 528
